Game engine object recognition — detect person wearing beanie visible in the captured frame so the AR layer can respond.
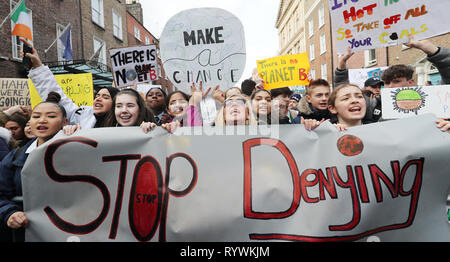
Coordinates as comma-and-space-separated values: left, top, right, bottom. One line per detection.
23, 40, 119, 134
289, 94, 302, 111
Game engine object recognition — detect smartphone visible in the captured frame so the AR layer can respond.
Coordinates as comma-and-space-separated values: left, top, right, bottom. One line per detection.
22, 42, 33, 69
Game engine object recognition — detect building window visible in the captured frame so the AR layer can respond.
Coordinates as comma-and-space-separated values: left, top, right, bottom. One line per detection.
91, 0, 104, 27
320, 34, 326, 54
145, 36, 150, 45
318, 6, 325, 28
365, 49, 377, 67
134, 26, 141, 40
321, 63, 327, 80
308, 19, 314, 38
310, 68, 316, 80
309, 43, 315, 61
93, 37, 106, 65
56, 23, 71, 62
112, 9, 122, 40
10, 0, 33, 60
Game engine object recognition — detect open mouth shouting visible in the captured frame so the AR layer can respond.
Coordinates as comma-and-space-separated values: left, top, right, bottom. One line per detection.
348, 105, 362, 113
36, 125, 49, 134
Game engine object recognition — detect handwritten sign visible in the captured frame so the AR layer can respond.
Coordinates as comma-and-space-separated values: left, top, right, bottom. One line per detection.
28, 73, 94, 109
0, 78, 31, 107
329, 0, 450, 54
22, 115, 450, 242
159, 8, 246, 93
257, 53, 311, 90
349, 67, 387, 88
109, 45, 158, 89
381, 85, 450, 119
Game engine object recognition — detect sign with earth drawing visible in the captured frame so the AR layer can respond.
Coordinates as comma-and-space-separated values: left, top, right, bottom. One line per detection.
381, 85, 450, 119
109, 45, 158, 89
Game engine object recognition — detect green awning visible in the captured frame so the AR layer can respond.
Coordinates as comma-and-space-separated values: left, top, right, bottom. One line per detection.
46, 60, 114, 91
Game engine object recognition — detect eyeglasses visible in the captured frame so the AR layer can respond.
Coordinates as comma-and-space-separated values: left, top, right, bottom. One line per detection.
225, 98, 246, 107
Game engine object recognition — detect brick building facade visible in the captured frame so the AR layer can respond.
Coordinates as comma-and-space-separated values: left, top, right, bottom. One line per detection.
304, 0, 334, 84
1, 0, 175, 93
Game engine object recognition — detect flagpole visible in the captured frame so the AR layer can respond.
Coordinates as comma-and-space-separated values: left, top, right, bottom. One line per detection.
0, 0, 23, 28
44, 23, 71, 54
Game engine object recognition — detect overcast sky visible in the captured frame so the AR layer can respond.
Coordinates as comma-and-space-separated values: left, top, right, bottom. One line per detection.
140, 0, 280, 87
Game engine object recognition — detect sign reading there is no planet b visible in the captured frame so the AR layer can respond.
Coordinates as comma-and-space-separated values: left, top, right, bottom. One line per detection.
160, 8, 246, 93
109, 45, 158, 89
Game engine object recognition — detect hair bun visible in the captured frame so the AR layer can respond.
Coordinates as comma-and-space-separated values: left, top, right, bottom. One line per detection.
46, 92, 62, 104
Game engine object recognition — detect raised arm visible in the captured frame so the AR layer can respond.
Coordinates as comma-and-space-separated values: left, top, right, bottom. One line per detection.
23, 40, 82, 125
405, 36, 450, 85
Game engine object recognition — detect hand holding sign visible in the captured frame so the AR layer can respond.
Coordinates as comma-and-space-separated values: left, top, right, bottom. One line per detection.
403, 34, 439, 56
19, 38, 42, 69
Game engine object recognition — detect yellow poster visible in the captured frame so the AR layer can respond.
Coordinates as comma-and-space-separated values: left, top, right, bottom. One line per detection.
29, 73, 94, 109
257, 53, 310, 90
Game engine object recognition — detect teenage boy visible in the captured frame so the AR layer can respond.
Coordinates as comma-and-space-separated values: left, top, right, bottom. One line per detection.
293, 79, 336, 123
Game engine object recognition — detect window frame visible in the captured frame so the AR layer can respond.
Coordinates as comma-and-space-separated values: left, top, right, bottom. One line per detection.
91, 0, 104, 28
112, 9, 123, 40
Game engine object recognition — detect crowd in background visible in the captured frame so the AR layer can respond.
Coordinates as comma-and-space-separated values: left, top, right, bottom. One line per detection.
0, 36, 449, 242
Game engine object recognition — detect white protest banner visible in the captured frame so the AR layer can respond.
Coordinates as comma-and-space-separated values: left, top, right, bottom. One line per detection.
0, 78, 30, 107
349, 67, 388, 88
22, 114, 450, 242
159, 8, 246, 93
109, 45, 158, 89
329, 0, 450, 54
381, 85, 450, 119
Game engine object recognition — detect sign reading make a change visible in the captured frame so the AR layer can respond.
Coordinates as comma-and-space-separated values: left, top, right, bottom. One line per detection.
160, 8, 246, 93
329, 0, 450, 53
109, 45, 158, 89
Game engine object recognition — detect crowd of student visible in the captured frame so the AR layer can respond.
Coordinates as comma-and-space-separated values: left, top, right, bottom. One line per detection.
0, 36, 449, 242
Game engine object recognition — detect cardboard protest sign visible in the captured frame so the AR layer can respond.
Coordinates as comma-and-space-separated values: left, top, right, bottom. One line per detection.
381, 85, 450, 119
22, 114, 450, 242
257, 53, 311, 90
109, 45, 158, 89
28, 73, 93, 109
349, 67, 387, 88
0, 78, 31, 107
159, 8, 246, 93
329, 0, 450, 54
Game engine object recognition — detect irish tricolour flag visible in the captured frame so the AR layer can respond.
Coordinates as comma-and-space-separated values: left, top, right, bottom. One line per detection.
11, 0, 33, 41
